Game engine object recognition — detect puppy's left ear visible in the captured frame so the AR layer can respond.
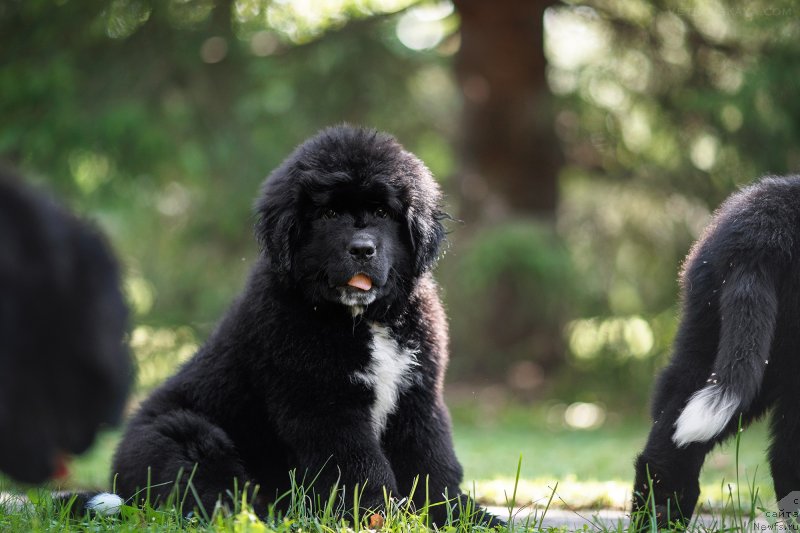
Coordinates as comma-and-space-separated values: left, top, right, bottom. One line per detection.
408, 206, 446, 276
254, 173, 298, 278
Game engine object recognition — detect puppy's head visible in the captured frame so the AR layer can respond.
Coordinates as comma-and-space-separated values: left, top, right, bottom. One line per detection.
255, 125, 445, 311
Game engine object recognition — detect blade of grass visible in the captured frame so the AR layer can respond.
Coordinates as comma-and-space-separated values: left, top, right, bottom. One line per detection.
507, 454, 522, 525
536, 481, 557, 531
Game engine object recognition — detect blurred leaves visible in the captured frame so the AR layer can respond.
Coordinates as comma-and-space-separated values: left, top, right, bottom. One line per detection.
456, 221, 574, 316
548, 0, 800, 203
130, 325, 198, 391
535, 0, 800, 405
0, 0, 452, 333
2, 0, 799, 411
445, 220, 573, 383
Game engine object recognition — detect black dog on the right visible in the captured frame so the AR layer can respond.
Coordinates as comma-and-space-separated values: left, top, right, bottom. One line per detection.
633, 175, 800, 526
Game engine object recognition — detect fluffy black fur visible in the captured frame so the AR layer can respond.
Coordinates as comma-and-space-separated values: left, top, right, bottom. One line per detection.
0, 169, 130, 484
111, 126, 498, 525
633, 175, 800, 526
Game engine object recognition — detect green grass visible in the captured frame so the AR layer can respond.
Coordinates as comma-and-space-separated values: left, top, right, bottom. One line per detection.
452, 410, 774, 511
2, 470, 514, 533
0, 404, 779, 531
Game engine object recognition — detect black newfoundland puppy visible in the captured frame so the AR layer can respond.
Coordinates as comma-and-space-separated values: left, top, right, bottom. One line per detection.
633, 175, 800, 525
0, 169, 130, 486
112, 126, 497, 525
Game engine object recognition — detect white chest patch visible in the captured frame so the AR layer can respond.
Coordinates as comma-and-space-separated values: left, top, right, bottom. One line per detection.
353, 324, 418, 437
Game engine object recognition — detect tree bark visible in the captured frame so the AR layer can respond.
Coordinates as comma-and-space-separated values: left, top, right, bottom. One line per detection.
448, 0, 567, 384
453, 0, 562, 222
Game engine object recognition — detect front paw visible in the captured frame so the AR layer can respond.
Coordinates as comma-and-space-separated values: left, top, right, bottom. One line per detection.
633, 457, 698, 528
632, 480, 695, 528
631, 500, 688, 530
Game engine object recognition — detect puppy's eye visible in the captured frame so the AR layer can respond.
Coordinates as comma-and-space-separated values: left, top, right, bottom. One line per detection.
374, 207, 388, 218
322, 209, 338, 220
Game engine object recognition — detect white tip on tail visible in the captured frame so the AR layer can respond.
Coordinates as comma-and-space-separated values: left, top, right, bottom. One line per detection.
672, 386, 740, 448
85, 493, 123, 516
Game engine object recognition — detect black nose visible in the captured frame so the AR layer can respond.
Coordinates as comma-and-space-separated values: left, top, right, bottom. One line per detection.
348, 237, 376, 261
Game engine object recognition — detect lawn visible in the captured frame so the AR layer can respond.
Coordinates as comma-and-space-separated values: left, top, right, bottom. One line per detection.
1, 400, 777, 531
451, 409, 774, 512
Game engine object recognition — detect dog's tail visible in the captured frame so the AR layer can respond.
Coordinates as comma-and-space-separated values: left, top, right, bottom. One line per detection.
672, 263, 778, 448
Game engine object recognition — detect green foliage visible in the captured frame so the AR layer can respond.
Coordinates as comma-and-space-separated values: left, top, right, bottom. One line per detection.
548, 0, 800, 203
0, 0, 456, 335
3, 0, 799, 408
456, 222, 574, 311
539, 0, 800, 404
442, 220, 574, 381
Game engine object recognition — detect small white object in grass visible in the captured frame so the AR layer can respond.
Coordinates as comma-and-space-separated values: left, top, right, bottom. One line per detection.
0, 492, 30, 512
672, 386, 740, 447
86, 493, 123, 516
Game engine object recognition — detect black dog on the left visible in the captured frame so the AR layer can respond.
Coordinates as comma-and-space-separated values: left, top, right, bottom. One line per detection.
0, 169, 131, 515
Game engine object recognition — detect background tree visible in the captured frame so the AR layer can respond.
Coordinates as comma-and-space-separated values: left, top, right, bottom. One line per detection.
453, 0, 562, 221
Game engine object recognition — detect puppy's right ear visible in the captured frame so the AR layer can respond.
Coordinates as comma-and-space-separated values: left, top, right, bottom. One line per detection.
254, 170, 298, 278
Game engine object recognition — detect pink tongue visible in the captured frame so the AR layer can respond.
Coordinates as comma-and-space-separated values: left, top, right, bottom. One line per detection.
347, 274, 373, 291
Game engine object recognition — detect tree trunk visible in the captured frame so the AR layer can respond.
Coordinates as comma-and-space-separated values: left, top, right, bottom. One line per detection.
453, 0, 562, 222
448, 0, 567, 387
